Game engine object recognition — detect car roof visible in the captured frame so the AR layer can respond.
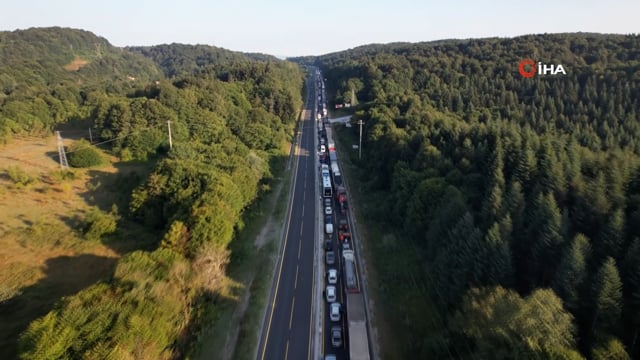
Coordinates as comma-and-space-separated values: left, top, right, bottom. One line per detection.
328, 269, 337, 274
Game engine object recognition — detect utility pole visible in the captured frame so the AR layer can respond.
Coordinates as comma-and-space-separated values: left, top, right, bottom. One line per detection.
358, 120, 364, 160
56, 131, 69, 169
167, 121, 173, 150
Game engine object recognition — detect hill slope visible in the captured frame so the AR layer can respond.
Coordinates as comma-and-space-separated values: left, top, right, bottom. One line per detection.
128, 43, 278, 77
0, 27, 161, 90
306, 33, 640, 359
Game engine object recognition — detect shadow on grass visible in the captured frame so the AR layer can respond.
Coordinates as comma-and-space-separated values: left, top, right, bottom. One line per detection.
79, 162, 150, 213
0, 254, 118, 359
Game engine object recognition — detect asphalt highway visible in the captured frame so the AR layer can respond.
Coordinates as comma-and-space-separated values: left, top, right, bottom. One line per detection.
257, 71, 318, 360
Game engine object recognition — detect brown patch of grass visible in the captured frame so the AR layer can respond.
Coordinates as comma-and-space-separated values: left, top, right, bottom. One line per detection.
63, 57, 89, 71
0, 137, 156, 358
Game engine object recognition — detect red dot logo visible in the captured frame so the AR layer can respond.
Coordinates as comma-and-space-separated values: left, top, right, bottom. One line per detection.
518, 59, 536, 78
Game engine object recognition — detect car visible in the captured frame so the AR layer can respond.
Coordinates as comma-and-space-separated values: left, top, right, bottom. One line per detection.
326, 251, 335, 265
324, 198, 332, 207
330, 326, 343, 347
320, 145, 326, 153
324, 239, 333, 251
324, 355, 336, 360
338, 219, 349, 231
325, 215, 333, 225
342, 241, 351, 251
324, 206, 333, 215
330, 302, 341, 322
327, 268, 338, 284
325, 223, 334, 234
325, 285, 336, 302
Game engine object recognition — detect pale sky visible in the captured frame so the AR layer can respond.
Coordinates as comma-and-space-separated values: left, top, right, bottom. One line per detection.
1, 0, 638, 57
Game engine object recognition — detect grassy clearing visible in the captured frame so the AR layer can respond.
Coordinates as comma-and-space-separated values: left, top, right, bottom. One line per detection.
0, 138, 156, 358
190, 153, 293, 360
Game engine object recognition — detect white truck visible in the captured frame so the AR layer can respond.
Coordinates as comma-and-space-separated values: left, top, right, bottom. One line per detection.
346, 293, 370, 360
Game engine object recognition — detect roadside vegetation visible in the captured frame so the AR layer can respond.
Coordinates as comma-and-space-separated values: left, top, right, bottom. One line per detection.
0, 27, 304, 359
305, 33, 640, 359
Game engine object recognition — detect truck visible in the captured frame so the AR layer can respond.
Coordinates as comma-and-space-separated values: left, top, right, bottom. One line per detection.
342, 250, 359, 293
346, 293, 370, 360
328, 139, 335, 152
336, 185, 347, 212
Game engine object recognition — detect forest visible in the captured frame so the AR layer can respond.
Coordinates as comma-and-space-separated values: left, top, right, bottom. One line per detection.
303, 33, 640, 359
0, 27, 303, 358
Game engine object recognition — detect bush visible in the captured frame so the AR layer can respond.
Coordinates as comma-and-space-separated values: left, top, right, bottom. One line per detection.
48, 169, 76, 183
84, 206, 119, 241
67, 140, 104, 168
5, 166, 35, 187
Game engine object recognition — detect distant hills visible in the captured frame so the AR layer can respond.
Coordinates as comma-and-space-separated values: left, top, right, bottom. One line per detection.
0, 27, 160, 89
0, 27, 286, 96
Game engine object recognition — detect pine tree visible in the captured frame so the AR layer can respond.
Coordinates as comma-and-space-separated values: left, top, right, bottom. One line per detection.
552, 233, 591, 314
592, 257, 624, 337
482, 136, 505, 223
622, 239, 640, 355
484, 220, 514, 286
514, 140, 536, 188
528, 192, 565, 287
432, 212, 486, 307
595, 208, 625, 262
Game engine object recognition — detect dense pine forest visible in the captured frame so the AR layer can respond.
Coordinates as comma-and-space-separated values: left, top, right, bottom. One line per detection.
301, 33, 640, 359
0, 27, 303, 358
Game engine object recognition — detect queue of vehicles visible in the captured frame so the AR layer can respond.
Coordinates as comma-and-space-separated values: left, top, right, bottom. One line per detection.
316, 69, 370, 360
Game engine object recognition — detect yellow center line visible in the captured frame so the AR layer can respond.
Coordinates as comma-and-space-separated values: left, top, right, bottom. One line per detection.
289, 296, 296, 330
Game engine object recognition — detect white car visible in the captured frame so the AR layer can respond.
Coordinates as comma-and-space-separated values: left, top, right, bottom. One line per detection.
325, 223, 333, 234
330, 302, 341, 322
324, 206, 333, 215
325, 285, 336, 302
327, 269, 338, 284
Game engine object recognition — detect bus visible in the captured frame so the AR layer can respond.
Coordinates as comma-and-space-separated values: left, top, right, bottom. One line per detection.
323, 175, 332, 198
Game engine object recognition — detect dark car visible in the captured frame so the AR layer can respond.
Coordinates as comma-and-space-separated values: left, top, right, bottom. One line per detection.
325, 215, 333, 225
325, 239, 333, 251
326, 251, 335, 265
331, 326, 343, 348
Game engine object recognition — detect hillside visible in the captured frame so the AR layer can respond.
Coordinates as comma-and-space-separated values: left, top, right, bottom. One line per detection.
0, 27, 163, 142
128, 43, 278, 77
0, 27, 160, 90
304, 33, 640, 359
0, 27, 304, 359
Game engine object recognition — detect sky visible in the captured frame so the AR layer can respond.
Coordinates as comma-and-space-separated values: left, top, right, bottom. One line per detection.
1, 0, 638, 57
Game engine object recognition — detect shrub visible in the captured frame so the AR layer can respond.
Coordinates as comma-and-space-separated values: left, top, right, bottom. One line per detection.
48, 169, 76, 183
67, 140, 104, 168
84, 206, 119, 241
5, 165, 35, 186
